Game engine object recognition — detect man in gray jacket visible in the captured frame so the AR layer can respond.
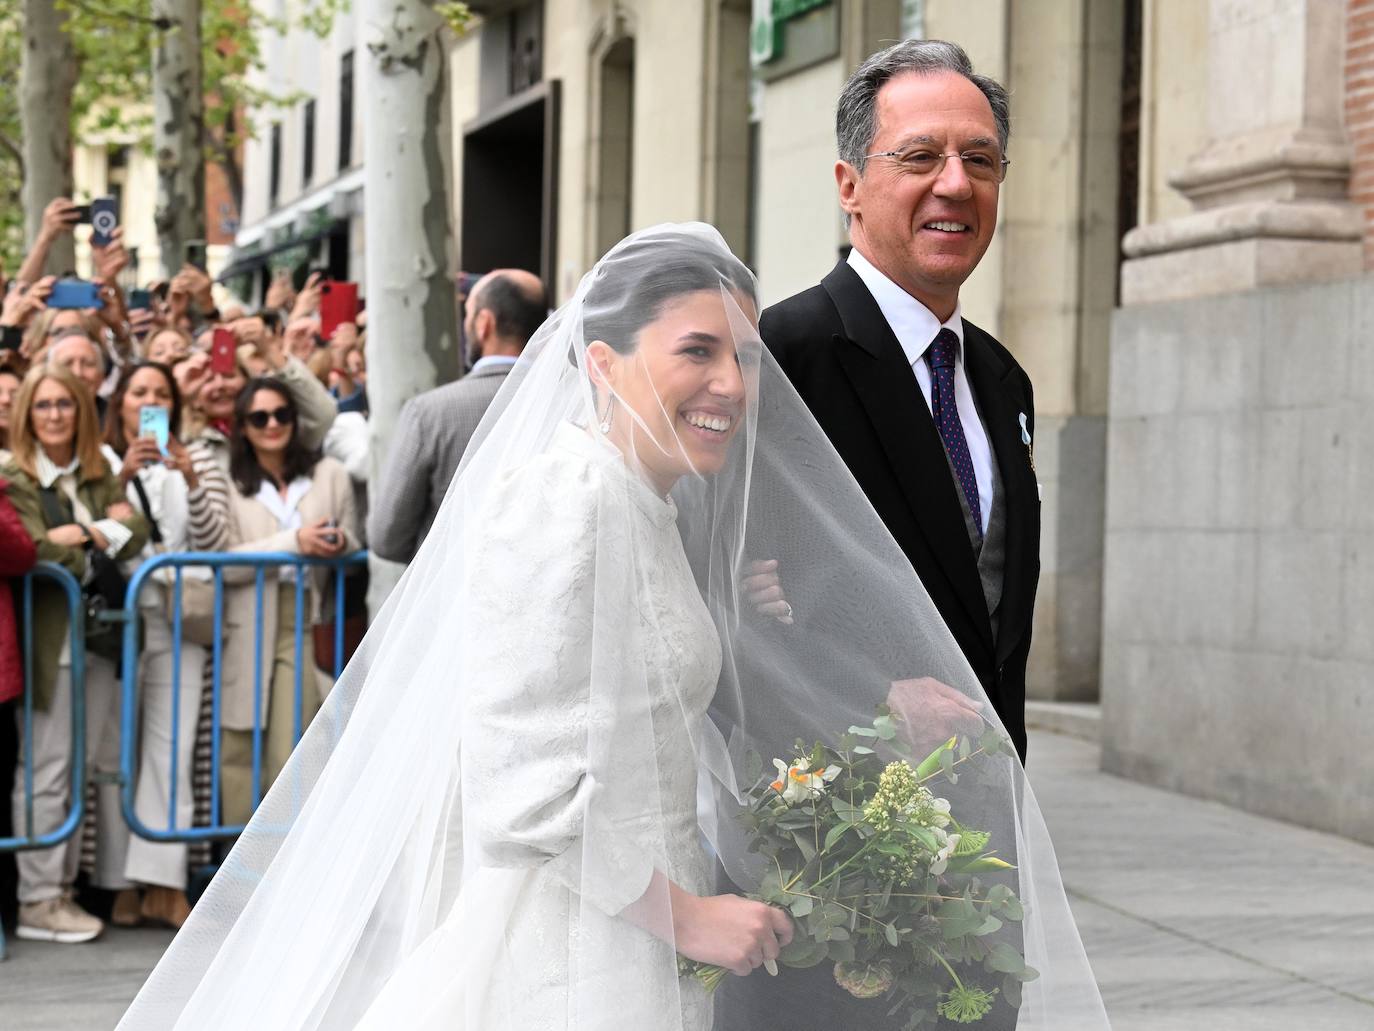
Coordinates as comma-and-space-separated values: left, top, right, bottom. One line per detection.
368, 269, 546, 563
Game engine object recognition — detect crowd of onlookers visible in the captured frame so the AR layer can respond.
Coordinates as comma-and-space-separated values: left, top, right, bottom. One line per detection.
0, 198, 550, 949
0, 199, 368, 945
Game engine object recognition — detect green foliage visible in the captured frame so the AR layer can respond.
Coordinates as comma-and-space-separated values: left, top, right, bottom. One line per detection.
0, 0, 348, 271
683, 715, 1031, 1028
0, 0, 27, 272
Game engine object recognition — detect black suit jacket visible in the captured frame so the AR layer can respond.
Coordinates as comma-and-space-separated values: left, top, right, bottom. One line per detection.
761, 261, 1039, 761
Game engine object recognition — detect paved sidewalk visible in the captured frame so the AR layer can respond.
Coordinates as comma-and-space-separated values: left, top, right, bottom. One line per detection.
1034, 731, 1374, 1030
3, 729, 1373, 1028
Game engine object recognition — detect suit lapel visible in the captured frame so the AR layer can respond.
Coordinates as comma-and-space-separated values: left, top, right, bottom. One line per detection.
821, 263, 993, 652
962, 324, 1034, 664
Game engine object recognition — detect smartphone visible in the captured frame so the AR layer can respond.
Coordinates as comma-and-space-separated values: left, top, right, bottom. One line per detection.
210, 327, 237, 376
138, 405, 170, 457
128, 288, 152, 310
1, 326, 22, 352
47, 278, 104, 309
318, 281, 359, 341
66, 203, 92, 224
90, 196, 118, 247
184, 239, 208, 272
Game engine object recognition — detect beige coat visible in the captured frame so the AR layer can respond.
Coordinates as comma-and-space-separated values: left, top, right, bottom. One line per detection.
220, 456, 360, 730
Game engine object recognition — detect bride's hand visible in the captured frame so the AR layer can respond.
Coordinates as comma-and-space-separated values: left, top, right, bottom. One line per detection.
672, 892, 794, 977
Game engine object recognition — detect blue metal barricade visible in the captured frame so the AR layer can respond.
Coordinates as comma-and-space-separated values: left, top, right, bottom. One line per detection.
0, 562, 87, 960
118, 551, 366, 845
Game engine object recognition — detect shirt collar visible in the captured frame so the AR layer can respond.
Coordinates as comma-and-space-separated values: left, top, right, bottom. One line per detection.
35, 449, 81, 489
846, 247, 964, 367
254, 475, 312, 526
469, 355, 519, 377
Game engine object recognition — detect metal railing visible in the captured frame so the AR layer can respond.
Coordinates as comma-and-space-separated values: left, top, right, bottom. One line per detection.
0, 551, 364, 958
1, 562, 88, 959
118, 551, 366, 842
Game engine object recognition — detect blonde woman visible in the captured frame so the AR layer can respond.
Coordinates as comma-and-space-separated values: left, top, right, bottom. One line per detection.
2, 365, 147, 943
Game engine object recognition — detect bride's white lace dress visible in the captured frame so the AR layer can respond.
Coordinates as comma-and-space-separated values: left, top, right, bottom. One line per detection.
358, 422, 718, 1031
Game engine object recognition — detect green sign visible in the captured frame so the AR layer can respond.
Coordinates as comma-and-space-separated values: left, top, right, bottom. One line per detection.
751, 0, 832, 67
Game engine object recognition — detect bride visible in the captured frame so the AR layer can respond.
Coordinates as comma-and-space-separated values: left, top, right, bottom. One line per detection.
117, 225, 1109, 1031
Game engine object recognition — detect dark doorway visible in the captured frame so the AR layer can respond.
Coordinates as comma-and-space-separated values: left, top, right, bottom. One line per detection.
461, 81, 561, 301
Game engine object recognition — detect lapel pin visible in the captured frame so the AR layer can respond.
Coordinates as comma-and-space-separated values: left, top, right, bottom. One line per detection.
1019, 412, 1036, 473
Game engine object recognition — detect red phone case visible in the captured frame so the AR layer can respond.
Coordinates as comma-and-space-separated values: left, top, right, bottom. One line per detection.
319, 282, 359, 342
210, 328, 237, 376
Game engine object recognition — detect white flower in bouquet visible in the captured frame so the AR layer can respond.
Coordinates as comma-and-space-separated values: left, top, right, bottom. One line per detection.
769, 758, 841, 804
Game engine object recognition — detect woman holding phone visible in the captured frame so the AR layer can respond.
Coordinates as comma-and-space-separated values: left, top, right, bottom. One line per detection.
2, 365, 148, 944
101, 361, 231, 928
221, 379, 357, 825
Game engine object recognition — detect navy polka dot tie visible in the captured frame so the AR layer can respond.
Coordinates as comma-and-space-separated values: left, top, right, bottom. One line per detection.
925, 328, 982, 540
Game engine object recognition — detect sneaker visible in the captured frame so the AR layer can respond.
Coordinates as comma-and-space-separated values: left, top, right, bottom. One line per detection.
15, 896, 104, 943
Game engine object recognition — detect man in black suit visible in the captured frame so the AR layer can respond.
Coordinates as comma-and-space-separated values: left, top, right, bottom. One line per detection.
763, 39, 1037, 763
715, 38, 1034, 1031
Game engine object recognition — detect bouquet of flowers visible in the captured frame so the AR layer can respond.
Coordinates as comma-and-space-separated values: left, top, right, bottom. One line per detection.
682, 712, 1038, 1028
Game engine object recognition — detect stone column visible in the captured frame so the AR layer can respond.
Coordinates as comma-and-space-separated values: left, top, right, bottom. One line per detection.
1121, 0, 1361, 303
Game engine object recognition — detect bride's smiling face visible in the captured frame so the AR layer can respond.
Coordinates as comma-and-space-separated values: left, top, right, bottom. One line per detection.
590, 288, 758, 494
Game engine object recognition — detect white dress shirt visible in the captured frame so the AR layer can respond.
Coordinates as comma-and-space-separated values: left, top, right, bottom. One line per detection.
255, 476, 313, 582
846, 248, 994, 534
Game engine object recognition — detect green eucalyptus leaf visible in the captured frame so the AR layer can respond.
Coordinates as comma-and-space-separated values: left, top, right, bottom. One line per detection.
789, 895, 814, 918
778, 938, 830, 968
986, 941, 1025, 974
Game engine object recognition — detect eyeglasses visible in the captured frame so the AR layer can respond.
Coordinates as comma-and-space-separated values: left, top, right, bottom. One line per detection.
244, 406, 294, 429
33, 398, 77, 416
863, 147, 1010, 184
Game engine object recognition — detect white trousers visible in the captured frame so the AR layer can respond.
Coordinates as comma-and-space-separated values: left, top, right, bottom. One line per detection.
10, 655, 123, 904
124, 609, 205, 889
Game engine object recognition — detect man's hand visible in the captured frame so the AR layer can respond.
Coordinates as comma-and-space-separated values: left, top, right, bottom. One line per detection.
742, 559, 793, 625
885, 677, 986, 757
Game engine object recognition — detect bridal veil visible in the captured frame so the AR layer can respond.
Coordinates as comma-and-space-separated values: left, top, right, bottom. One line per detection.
117, 223, 1109, 1030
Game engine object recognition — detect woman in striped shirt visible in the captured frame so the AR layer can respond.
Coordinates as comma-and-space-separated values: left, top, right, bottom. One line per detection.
102, 360, 230, 929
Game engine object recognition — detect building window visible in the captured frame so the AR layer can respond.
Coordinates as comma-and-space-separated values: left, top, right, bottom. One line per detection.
339, 50, 354, 171
302, 99, 316, 186
270, 123, 282, 209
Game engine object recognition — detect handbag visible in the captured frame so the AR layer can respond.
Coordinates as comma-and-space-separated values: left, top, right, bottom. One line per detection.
130, 476, 218, 647
312, 559, 367, 674
38, 485, 127, 667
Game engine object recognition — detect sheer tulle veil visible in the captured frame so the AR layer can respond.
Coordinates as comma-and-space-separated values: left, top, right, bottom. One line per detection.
117, 223, 1109, 1030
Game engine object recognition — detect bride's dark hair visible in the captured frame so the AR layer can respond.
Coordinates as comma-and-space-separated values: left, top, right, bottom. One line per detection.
582, 229, 757, 354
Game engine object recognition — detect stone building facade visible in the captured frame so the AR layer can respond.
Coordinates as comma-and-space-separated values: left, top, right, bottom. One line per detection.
1104, 0, 1373, 844
233, 0, 1372, 841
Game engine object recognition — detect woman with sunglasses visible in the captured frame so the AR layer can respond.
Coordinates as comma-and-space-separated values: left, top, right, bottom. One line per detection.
1, 365, 148, 944
101, 361, 231, 929
219, 379, 357, 825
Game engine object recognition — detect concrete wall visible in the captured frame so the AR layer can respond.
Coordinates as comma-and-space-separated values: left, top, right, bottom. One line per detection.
753, 56, 848, 304
1101, 275, 1374, 845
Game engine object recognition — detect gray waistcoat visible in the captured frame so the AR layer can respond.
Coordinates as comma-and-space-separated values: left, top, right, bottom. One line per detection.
939, 409, 1007, 643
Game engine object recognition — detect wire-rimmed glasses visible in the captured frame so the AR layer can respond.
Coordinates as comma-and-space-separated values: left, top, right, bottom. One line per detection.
863, 147, 1011, 184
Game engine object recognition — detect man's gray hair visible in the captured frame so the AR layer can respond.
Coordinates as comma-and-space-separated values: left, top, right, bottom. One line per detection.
837, 39, 1010, 175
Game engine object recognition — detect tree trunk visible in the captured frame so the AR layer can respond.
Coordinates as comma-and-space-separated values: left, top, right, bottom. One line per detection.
361, 0, 461, 612
153, 0, 206, 276
20, 0, 76, 274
